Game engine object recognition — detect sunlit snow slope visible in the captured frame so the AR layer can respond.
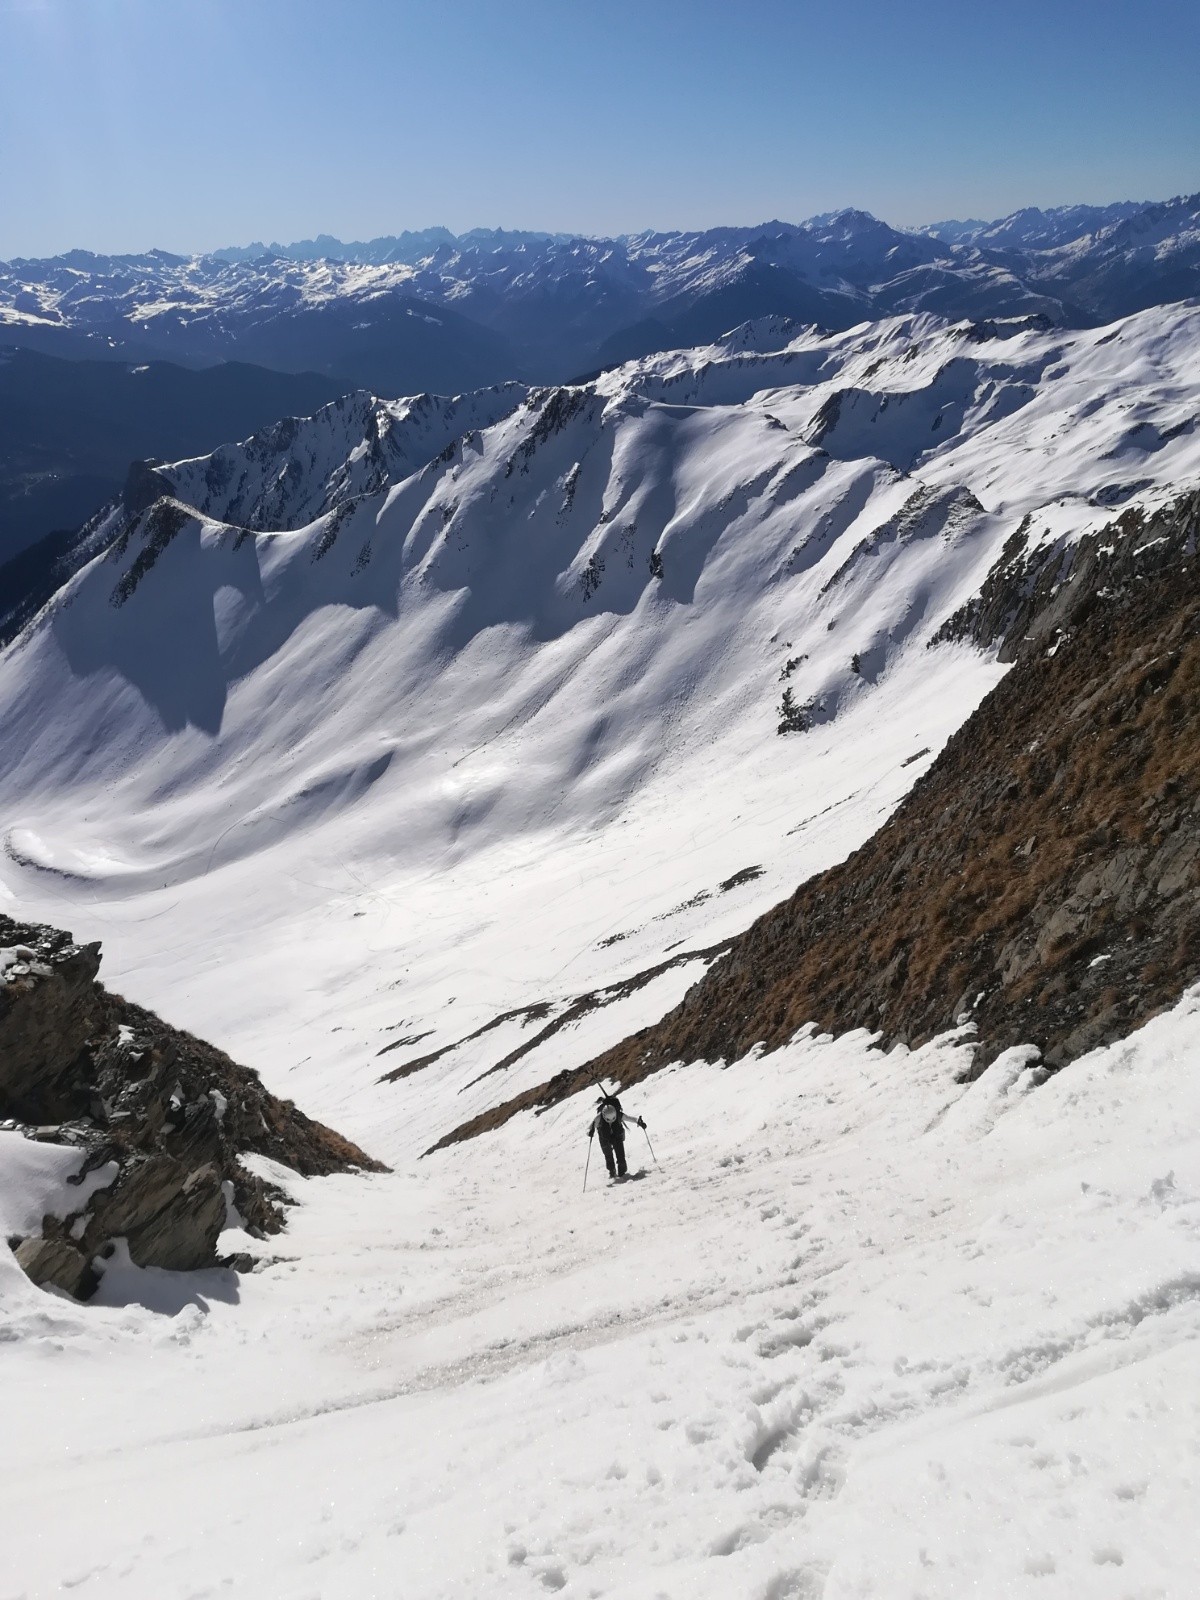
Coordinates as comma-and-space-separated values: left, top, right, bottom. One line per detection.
3, 304, 1200, 1157
3, 303, 1200, 1600
3, 990, 1198, 1599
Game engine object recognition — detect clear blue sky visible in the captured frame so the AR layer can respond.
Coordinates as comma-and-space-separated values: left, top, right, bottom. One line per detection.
3, 0, 1198, 257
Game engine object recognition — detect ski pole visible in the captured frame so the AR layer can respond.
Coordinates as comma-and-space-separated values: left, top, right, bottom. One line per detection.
641, 1124, 660, 1168
583, 1130, 594, 1193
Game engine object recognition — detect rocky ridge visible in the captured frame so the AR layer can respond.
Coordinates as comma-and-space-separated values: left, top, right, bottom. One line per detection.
1, 914, 384, 1298
0, 382, 527, 647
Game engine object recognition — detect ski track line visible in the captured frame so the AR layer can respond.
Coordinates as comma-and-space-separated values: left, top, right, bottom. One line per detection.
34, 1250, 828, 1469
31, 1166, 843, 1472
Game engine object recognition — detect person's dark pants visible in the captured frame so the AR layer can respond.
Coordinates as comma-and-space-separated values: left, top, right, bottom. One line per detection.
597, 1121, 626, 1177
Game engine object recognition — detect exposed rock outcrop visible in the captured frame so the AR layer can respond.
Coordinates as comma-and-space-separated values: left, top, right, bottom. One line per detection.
430, 490, 1200, 1150
1, 915, 385, 1297
121, 458, 174, 520
0, 920, 102, 1119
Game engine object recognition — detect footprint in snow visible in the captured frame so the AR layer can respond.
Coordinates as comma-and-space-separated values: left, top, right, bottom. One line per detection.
744, 1393, 813, 1473
708, 1520, 768, 1556
761, 1566, 828, 1600
756, 1313, 825, 1359
791, 1440, 845, 1502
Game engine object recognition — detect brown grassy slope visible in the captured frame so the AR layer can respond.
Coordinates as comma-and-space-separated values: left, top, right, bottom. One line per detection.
429, 491, 1200, 1151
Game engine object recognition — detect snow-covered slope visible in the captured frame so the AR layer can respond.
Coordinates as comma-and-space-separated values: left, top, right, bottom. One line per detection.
2, 302, 1200, 1597
2, 302, 1200, 1154
3, 992, 1200, 1599
156, 382, 527, 533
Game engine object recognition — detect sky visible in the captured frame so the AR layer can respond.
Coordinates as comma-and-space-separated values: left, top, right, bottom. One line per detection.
1, 0, 1198, 258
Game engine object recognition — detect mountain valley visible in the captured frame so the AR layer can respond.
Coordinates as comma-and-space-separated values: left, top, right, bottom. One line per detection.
1, 217, 1199, 1598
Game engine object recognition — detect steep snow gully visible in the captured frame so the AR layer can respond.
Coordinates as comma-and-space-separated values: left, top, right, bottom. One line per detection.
3, 1010, 1198, 1598
1, 304, 1199, 1598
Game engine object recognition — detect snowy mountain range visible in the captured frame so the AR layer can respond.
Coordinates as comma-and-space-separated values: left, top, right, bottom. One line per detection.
4, 195, 1200, 394
918, 200, 1145, 249
2, 282, 1200, 1593
4, 193, 1198, 569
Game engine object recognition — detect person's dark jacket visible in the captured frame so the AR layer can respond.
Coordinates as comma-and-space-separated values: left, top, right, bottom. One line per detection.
587, 1093, 644, 1138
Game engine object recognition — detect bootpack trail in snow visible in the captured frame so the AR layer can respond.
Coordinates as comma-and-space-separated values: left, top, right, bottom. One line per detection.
2, 1007, 1198, 1598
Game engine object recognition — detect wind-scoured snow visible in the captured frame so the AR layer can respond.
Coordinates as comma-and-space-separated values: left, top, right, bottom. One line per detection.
1, 302, 1199, 1596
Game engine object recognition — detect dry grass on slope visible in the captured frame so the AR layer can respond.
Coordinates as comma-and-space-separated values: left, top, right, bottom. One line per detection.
430, 493, 1200, 1152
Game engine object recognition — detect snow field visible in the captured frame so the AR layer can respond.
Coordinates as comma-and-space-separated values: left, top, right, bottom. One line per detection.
1, 989, 1197, 1598
0, 631, 998, 1165
3, 302, 1200, 1596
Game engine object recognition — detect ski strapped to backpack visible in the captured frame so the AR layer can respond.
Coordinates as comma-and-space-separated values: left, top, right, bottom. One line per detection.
581, 1066, 657, 1191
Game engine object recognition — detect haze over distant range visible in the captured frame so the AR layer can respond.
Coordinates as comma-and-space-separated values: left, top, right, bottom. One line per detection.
3, 0, 1198, 258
